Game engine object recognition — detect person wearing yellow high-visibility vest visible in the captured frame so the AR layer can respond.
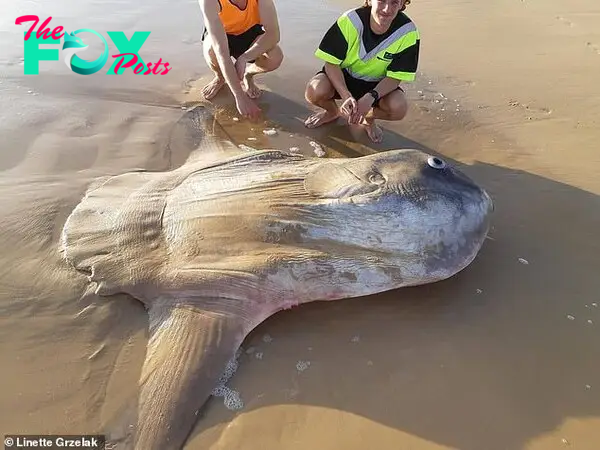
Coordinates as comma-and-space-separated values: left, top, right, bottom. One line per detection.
304, 0, 419, 143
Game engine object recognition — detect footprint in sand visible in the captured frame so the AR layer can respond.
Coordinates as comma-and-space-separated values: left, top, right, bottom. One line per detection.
508, 100, 552, 120
555, 16, 599, 55
555, 16, 575, 27
586, 42, 600, 55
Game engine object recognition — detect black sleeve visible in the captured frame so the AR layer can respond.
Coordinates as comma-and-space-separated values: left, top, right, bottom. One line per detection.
387, 39, 420, 79
315, 21, 349, 64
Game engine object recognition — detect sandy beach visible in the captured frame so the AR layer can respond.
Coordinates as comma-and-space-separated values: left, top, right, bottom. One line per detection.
1, 0, 599, 449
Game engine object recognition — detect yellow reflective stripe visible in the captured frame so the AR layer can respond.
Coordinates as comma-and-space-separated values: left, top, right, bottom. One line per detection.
346, 10, 417, 62
337, 11, 356, 43
398, 30, 420, 51
315, 48, 342, 65
321, 8, 419, 83
386, 70, 416, 81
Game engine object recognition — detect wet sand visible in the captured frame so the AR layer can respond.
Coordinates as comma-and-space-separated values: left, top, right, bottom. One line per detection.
1, 0, 599, 449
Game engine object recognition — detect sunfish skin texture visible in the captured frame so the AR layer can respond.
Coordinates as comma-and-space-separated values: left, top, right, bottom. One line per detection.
59, 105, 493, 450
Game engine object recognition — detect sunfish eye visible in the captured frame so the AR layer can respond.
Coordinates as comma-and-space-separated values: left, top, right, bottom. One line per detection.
427, 156, 446, 170
368, 171, 385, 184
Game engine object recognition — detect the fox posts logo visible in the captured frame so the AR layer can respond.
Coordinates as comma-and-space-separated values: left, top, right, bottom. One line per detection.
15, 15, 172, 75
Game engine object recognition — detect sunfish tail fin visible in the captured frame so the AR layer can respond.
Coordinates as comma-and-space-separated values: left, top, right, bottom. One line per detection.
124, 300, 247, 450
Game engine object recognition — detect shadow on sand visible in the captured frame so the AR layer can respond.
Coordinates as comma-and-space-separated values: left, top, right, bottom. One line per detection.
164, 92, 600, 450
183, 87, 430, 159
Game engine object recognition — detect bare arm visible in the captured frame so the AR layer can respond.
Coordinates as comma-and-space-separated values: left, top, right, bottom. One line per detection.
240, 0, 280, 61
324, 62, 351, 99
199, 0, 244, 98
371, 76, 402, 100
349, 76, 402, 123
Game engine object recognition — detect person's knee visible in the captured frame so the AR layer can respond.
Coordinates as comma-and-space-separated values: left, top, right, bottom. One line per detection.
253, 45, 283, 72
382, 90, 408, 120
267, 45, 284, 69
305, 76, 332, 103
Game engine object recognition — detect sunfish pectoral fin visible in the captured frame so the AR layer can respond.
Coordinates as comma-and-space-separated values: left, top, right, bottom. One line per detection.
109, 300, 249, 450
304, 161, 379, 199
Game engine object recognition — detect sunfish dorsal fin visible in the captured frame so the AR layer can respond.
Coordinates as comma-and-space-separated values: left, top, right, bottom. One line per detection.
170, 105, 247, 166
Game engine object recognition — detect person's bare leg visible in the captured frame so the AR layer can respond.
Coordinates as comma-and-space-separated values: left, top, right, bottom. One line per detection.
201, 37, 226, 100
304, 73, 340, 128
361, 89, 408, 143
242, 45, 283, 99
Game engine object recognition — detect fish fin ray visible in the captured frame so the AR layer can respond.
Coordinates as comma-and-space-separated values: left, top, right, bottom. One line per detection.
120, 300, 248, 450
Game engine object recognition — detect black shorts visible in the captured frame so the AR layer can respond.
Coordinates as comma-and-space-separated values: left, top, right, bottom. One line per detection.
202, 24, 265, 61
316, 66, 403, 108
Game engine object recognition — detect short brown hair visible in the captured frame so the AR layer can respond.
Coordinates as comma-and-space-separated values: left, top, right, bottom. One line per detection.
362, 0, 411, 11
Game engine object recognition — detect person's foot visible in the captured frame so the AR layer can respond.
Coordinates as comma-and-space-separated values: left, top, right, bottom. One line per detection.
362, 118, 383, 143
201, 76, 225, 100
304, 109, 339, 129
243, 74, 262, 99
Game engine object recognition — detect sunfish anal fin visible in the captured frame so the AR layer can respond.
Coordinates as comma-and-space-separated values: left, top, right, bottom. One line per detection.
108, 299, 248, 450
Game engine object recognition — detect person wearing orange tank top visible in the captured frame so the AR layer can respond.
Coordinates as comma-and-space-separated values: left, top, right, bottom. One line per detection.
199, 0, 283, 120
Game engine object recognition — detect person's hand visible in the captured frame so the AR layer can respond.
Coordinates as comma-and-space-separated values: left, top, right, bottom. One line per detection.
339, 96, 358, 123
234, 54, 248, 81
234, 91, 261, 121
355, 94, 375, 123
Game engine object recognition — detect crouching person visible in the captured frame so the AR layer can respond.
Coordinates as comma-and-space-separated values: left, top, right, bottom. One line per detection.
304, 0, 420, 143
199, 0, 284, 119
